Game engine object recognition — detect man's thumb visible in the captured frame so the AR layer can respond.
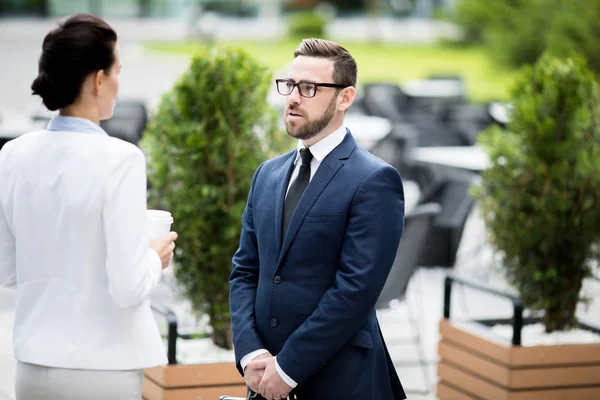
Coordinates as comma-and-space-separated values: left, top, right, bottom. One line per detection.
249, 359, 269, 369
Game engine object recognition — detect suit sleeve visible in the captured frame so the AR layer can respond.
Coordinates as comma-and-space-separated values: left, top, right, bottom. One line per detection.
276, 165, 405, 385
229, 161, 266, 375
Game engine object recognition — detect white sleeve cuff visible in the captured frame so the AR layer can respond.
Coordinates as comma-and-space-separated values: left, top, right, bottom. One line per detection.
275, 357, 298, 388
240, 348, 269, 372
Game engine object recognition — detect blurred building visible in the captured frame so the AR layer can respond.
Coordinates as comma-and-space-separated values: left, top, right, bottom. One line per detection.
0, 0, 452, 18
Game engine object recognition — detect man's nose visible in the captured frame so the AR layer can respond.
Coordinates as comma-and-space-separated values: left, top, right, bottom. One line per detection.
286, 85, 302, 104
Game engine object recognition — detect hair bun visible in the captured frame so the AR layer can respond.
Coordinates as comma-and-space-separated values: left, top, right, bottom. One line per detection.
31, 72, 51, 96
31, 13, 117, 112
31, 71, 70, 111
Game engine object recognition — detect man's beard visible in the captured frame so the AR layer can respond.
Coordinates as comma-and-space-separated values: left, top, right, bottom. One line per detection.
285, 95, 336, 141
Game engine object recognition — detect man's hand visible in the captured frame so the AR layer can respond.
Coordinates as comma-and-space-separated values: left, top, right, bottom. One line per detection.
250, 356, 293, 400
245, 352, 272, 393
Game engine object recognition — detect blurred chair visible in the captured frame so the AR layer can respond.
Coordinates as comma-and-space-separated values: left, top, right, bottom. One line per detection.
361, 82, 407, 122
404, 162, 439, 194
440, 103, 495, 145
401, 76, 466, 117
347, 90, 367, 115
376, 202, 442, 395
369, 122, 419, 177
99, 99, 148, 145
408, 115, 471, 147
416, 173, 478, 267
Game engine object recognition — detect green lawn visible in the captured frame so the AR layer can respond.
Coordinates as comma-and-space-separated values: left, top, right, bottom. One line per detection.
145, 39, 517, 103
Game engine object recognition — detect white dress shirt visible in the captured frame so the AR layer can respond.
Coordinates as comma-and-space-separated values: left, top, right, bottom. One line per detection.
0, 116, 167, 370
240, 124, 347, 387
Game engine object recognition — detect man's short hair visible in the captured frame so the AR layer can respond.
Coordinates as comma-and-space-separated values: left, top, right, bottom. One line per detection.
294, 38, 357, 88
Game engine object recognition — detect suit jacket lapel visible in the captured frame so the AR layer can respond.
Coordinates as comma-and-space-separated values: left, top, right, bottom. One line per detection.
274, 151, 296, 253
277, 131, 357, 268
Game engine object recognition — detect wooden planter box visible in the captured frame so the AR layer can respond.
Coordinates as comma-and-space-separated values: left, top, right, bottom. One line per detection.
143, 303, 246, 400
143, 362, 246, 400
437, 275, 600, 400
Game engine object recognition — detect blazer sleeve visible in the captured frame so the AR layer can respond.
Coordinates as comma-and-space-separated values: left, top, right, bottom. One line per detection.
0, 198, 16, 287
103, 149, 162, 308
229, 161, 266, 375
275, 165, 405, 385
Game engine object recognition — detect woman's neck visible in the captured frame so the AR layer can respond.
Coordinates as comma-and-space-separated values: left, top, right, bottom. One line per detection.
59, 104, 100, 125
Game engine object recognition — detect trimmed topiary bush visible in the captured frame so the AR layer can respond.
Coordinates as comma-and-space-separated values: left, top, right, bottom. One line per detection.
141, 46, 291, 349
473, 52, 600, 332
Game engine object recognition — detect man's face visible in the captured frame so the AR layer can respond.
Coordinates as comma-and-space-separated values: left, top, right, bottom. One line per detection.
282, 56, 340, 141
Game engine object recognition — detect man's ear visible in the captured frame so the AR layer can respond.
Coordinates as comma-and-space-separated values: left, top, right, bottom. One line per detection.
338, 86, 356, 112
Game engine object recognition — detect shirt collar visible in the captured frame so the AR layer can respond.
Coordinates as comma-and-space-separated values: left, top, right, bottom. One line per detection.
295, 125, 347, 164
47, 115, 108, 136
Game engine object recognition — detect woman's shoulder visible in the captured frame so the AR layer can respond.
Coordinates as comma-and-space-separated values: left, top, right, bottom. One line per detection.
102, 135, 144, 158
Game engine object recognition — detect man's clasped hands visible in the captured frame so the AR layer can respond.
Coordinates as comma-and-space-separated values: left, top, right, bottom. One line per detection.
245, 353, 293, 400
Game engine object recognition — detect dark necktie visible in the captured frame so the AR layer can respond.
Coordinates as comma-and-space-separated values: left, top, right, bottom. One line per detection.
283, 148, 313, 236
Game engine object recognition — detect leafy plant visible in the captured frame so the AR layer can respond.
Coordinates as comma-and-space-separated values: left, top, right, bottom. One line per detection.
287, 10, 327, 38
141, 46, 292, 349
473, 53, 600, 332
451, 0, 600, 74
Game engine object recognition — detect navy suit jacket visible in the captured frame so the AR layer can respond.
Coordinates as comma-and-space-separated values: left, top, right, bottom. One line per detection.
230, 131, 406, 399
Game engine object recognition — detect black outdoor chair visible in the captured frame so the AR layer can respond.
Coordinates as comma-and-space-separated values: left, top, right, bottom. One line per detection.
440, 103, 495, 146
409, 116, 472, 147
376, 202, 442, 394
99, 99, 148, 145
369, 122, 419, 178
361, 82, 408, 122
416, 174, 477, 267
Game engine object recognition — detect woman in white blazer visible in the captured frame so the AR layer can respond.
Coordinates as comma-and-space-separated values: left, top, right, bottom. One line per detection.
0, 13, 178, 400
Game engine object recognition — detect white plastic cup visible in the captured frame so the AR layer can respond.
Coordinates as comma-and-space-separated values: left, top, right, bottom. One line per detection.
146, 210, 174, 240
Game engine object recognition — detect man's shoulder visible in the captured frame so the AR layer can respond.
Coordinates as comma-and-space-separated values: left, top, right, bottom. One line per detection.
257, 149, 295, 174
349, 146, 401, 180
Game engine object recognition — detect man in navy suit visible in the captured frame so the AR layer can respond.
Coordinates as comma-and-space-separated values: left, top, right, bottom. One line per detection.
229, 38, 406, 400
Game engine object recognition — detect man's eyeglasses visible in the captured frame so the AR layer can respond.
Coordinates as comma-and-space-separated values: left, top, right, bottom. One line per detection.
276, 79, 347, 98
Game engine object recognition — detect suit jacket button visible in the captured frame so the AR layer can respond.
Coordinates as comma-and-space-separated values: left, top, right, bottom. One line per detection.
270, 318, 278, 327
273, 275, 282, 284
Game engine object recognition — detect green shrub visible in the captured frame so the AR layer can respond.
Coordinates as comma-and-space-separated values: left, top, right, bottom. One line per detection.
450, 0, 517, 44
452, 0, 600, 74
287, 10, 327, 38
473, 53, 600, 332
141, 46, 291, 349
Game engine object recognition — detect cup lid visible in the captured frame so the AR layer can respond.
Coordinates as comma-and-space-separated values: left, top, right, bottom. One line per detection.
147, 209, 173, 223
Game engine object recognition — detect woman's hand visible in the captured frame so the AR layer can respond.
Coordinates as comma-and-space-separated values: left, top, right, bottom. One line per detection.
150, 232, 178, 269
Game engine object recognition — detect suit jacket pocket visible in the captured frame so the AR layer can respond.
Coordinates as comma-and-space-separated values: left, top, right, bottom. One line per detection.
347, 329, 373, 349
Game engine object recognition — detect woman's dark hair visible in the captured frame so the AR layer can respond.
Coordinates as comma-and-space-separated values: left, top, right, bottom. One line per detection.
31, 13, 117, 111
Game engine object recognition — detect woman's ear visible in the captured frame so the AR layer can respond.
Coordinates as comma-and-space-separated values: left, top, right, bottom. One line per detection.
93, 70, 105, 96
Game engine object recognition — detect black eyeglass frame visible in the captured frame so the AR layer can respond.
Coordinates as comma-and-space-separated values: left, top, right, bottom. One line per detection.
275, 78, 348, 98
